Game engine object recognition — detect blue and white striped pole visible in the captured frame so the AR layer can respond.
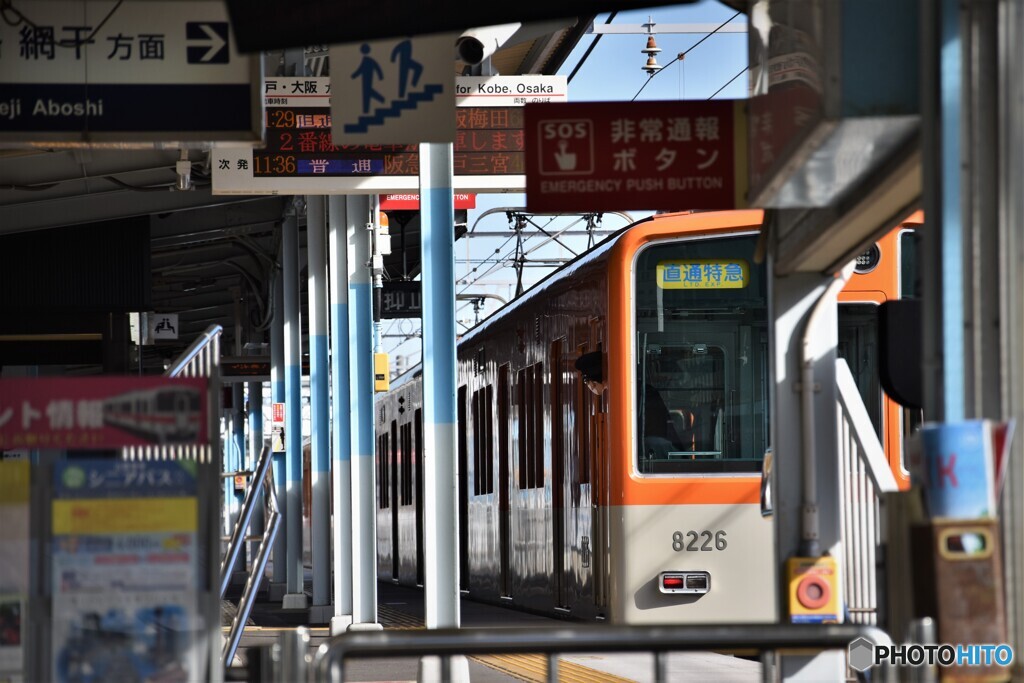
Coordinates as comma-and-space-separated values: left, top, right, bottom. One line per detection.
270, 263, 287, 597
419, 143, 460, 631
307, 195, 332, 614
347, 195, 379, 628
282, 210, 307, 608
329, 196, 354, 633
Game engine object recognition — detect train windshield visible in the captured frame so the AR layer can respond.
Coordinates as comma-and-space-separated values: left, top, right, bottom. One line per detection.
634, 233, 769, 474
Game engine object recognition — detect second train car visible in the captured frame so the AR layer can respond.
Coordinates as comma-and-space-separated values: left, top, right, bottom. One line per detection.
374, 209, 913, 624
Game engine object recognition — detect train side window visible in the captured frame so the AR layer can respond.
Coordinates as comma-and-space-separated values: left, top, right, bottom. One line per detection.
458, 384, 468, 493
837, 303, 883, 440
472, 387, 494, 495
401, 422, 413, 505
517, 368, 527, 490
550, 339, 564, 493
391, 420, 398, 508
415, 408, 424, 510
378, 432, 389, 508
484, 384, 494, 494
576, 343, 591, 485
532, 361, 544, 488
498, 365, 510, 486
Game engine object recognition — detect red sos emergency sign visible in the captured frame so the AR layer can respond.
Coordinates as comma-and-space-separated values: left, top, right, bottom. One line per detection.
525, 100, 748, 213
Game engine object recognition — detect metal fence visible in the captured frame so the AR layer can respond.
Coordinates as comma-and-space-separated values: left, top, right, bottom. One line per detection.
835, 358, 900, 626
272, 623, 893, 683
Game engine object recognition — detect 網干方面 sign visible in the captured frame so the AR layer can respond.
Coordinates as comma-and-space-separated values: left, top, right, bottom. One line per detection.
0, 0, 260, 146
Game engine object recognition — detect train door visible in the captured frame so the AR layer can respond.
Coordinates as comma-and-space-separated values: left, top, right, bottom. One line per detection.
550, 338, 569, 609
390, 419, 399, 581
415, 409, 424, 586
497, 365, 512, 597
457, 385, 469, 592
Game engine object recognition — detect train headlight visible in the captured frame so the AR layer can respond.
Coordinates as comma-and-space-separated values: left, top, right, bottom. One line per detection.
659, 570, 710, 594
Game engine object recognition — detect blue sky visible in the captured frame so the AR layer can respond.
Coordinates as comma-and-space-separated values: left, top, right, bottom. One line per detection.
383, 1, 748, 367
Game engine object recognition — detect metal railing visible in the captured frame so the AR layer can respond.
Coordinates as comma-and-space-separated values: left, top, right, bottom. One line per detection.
222, 444, 281, 666
304, 623, 894, 683
835, 358, 900, 626
122, 324, 222, 463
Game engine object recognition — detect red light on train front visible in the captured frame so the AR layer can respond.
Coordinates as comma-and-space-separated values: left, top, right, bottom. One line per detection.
659, 571, 711, 594
662, 575, 686, 589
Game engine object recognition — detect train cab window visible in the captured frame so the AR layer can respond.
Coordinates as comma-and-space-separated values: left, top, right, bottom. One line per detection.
837, 304, 883, 439
634, 234, 769, 475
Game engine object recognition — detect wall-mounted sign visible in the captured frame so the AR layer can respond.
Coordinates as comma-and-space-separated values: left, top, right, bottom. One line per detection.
380, 281, 422, 319
0, 1, 261, 146
379, 194, 476, 210
455, 76, 568, 108
213, 76, 558, 194
149, 313, 179, 341
525, 100, 747, 212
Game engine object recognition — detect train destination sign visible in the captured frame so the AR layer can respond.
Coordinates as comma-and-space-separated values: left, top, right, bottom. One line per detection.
213, 76, 563, 195
0, 377, 208, 449
524, 100, 748, 212
0, 0, 261, 146
656, 259, 750, 289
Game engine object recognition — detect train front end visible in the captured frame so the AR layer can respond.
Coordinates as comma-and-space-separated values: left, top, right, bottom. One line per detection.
606, 211, 777, 624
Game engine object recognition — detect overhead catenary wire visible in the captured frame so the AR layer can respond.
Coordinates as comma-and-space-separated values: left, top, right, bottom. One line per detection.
707, 65, 749, 100
631, 11, 741, 102
567, 11, 618, 83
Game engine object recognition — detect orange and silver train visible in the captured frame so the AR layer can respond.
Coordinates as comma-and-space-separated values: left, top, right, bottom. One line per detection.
374, 209, 915, 624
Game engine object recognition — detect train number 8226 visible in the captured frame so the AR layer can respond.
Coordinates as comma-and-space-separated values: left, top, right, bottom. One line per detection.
672, 530, 728, 552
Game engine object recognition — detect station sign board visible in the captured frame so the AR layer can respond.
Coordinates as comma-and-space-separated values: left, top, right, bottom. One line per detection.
0, 0, 261, 147
381, 281, 422, 319
524, 100, 748, 212
456, 76, 568, 108
0, 377, 208, 450
213, 75, 567, 195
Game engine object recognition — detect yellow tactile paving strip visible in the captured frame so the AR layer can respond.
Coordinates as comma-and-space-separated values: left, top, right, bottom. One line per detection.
377, 605, 635, 683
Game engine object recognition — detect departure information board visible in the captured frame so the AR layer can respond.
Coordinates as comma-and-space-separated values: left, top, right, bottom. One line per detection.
254, 103, 524, 178
213, 76, 537, 194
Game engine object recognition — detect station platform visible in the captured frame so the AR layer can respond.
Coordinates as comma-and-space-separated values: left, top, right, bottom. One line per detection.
223, 579, 763, 682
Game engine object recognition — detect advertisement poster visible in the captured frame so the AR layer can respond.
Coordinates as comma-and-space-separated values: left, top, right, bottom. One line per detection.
0, 461, 29, 680
0, 376, 208, 450
50, 461, 202, 683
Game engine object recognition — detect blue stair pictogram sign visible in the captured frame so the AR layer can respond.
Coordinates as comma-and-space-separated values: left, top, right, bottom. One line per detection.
346, 39, 444, 134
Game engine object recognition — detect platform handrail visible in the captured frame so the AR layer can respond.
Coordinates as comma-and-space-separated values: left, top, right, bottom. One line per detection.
166, 324, 224, 378
221, 444, 273, 598
223, 451, 281, 666
311, 623, 894, 683
835, 358, 899, 628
